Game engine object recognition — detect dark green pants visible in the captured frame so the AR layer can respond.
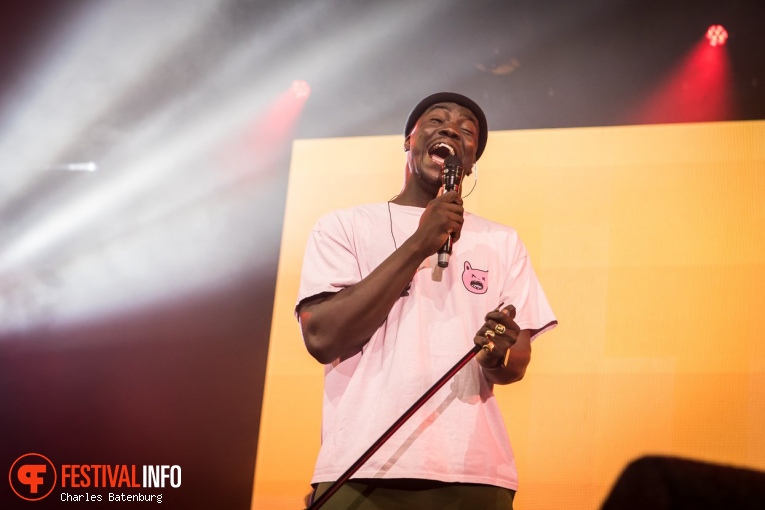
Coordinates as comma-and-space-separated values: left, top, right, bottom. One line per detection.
311, 479, 515, 510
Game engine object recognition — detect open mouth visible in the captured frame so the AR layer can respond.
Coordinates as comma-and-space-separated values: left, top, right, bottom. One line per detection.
428, 142, 456, 166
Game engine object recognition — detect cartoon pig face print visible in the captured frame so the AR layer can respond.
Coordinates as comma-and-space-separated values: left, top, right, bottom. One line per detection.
462, 261, 488, 294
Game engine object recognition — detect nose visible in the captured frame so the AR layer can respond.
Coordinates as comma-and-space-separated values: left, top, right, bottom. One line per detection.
438, 125, 460, 140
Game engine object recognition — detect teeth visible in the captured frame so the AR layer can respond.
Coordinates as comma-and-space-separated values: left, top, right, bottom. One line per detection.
433, 142, 455, 155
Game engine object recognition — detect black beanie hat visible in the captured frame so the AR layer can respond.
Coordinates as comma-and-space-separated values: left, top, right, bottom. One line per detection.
404, 92, 488, 160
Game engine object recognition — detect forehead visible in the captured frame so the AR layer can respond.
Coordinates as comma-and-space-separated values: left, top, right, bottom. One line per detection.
419, 102, 479, 126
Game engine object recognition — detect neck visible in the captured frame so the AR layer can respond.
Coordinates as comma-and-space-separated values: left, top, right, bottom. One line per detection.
391, 169, 438, 208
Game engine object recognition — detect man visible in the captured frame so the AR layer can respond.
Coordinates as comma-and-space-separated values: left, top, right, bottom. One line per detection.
296, 92, 557, 509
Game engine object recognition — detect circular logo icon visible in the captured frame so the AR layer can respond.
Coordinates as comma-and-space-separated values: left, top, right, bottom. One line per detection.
9, 453, 57, 501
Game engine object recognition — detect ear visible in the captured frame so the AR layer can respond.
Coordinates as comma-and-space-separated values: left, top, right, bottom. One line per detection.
464, 261, 471, 271
404, 136, 411, 152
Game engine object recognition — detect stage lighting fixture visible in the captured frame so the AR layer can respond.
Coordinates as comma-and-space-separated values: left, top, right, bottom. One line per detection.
706, 25, 728, 47
290, 80, 311, 99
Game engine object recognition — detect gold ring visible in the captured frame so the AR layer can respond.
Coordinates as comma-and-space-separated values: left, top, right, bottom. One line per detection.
495, 324, 506, 335
482, 341, 495, 353
484, 329, 495, 340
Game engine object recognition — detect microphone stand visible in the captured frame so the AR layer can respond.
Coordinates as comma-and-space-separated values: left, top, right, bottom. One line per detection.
306, 344, 483, 510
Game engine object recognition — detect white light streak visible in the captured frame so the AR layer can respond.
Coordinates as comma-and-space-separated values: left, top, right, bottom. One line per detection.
0, 0, 457, 336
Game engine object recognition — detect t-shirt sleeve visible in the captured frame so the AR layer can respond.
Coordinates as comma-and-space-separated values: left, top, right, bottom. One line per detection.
499, 240, 557, 341
295, 212, 362, 317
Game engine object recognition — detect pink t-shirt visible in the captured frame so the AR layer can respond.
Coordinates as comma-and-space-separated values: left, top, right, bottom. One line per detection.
297, 203, 557, 490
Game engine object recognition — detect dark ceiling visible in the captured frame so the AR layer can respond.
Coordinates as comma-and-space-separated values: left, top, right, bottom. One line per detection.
0, 0, 763, 147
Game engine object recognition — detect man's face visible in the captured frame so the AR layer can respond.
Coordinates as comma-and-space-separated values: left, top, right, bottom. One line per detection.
405, 102, 480, 192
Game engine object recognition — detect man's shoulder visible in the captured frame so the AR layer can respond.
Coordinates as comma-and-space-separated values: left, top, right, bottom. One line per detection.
314, 203, 387, 229
465, 212, 519, 237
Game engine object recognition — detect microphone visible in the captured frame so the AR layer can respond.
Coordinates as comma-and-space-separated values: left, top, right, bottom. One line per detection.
437, 155, 463, 268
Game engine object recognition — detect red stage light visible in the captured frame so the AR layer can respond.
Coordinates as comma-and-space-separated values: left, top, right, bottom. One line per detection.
290, 80, 311, 99
706, 25, 728, 47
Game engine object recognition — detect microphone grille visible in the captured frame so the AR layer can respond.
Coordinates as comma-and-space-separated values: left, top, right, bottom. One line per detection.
444, 155, 461, 170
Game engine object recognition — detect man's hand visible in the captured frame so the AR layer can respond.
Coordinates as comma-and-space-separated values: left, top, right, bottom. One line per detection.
473, 305, 532, 385
409, 190, 464, 257
475, 305, 520, 369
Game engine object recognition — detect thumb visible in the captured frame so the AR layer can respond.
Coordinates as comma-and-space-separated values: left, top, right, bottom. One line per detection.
502, 305, 516, 320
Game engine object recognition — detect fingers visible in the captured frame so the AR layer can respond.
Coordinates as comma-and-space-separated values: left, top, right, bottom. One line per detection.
483, 319, 518, 344
443, 189, 462, 201
474, 328, 505, 368
485, 305, 516, 321
475, 328, 498, 354
480, 333, 496, 354
414, 191, 465, 256
436, 190, 463, 205
445, 213, 464, 242
474, 305, 519, 368
439, 193, 464, 236
429, 192, 464, 241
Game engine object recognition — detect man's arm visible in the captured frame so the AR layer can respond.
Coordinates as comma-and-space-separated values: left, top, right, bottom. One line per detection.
298, 237, 424, 364
298, 192, 464, 364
